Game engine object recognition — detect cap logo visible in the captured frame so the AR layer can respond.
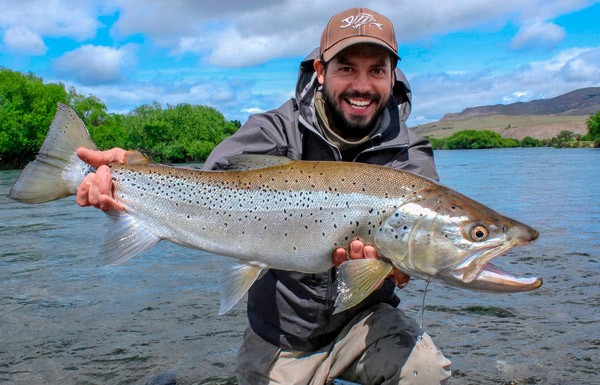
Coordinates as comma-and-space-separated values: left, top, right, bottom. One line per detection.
339, 13, 383, 30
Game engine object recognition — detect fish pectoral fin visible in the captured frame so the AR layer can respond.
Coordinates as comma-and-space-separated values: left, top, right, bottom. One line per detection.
99, 210, 161, 266
219, 262, 265, 315
334, 259, 394, 314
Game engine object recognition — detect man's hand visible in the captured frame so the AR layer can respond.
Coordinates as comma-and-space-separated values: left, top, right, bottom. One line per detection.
333, 239, 410, 289
76, 147, 127, 212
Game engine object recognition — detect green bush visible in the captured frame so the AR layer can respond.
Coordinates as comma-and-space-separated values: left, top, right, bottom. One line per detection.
444, 130, 518, 149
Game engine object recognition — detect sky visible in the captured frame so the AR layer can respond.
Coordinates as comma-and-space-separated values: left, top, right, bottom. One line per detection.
1, 0, 599, 127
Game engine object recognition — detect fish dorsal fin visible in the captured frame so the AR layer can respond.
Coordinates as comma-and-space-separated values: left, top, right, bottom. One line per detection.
124, 150, 152, 165
334, 259, 394, 314
219, 262, 266, 315
224, 154, 292, 171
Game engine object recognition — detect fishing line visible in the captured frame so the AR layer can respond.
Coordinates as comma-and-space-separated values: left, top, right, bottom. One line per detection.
419, 280, 430, 328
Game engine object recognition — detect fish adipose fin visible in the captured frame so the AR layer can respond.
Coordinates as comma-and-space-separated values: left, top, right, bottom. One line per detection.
99, 210, 161, 266
334, 259, 393, 314
219, 263, 265, 315
8, 103, 97, 204
124, 150, 152, 165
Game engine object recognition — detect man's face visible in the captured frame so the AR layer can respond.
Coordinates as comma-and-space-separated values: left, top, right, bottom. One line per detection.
314, 44, 395, 138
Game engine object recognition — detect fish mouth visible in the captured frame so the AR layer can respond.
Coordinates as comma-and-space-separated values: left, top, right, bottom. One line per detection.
450, 236, 542, 293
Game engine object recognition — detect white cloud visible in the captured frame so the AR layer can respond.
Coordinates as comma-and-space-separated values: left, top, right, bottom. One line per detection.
560, 48, 600, 81
205, 29, 287, 67
527, 47, 596, 76
242, 107, 265, 115
105, 0, 599, 68
527, 47, 600, 83
53, 44, 136, 85
0, 0, 101, 42
510, 21, 565, 50
408, 45, 600, 125
2, 26, 47, 55
502, 91, 533, 104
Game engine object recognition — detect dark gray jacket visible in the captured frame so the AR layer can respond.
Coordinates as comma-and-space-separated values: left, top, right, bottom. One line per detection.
203, 49, 438, 351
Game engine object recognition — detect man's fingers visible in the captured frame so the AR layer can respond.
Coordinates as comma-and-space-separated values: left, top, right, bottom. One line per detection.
74, 164, 125, 212
349, 240, 363, 260
98, 195, 126, 212
96, 165, 113, 196
363, 245, 377, 259
333, 240, 378, 267
76, 182, 90, 207
87, 183, 101, 208
332, 248, 347, 267
76, 173, 97, 207
77, 147, 127, 168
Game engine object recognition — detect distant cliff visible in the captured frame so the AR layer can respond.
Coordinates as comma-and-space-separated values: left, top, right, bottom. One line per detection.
442, 87, 600, 120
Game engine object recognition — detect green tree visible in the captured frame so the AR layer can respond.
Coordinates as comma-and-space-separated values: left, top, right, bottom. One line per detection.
66, 87, 129, 150
0, 68, 69, 167
586, 111, 600, 142
520, 136, 542, 147
123, 102, 239, 162
547, 130, 580, 148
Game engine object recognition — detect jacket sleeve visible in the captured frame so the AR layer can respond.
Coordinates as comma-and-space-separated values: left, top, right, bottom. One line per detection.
401, 129, 440, 182
202, 100, 300, 171
391, 68, 439, 182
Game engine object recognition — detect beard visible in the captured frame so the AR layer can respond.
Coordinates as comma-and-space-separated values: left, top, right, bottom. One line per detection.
321, 86, 389, 139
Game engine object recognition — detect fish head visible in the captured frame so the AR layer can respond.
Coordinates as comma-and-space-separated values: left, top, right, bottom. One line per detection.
374, 186, 541, 293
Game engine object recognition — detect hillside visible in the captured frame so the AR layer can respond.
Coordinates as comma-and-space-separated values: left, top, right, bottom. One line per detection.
413, 87, 600, 140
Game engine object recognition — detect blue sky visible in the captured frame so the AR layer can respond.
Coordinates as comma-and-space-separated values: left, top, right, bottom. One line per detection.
1, 0, 599, 126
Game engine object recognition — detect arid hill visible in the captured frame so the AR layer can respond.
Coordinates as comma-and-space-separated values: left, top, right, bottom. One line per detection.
413, 87, 600, 140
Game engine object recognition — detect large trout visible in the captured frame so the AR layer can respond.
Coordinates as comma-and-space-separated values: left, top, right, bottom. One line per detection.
9, 104, 541, 314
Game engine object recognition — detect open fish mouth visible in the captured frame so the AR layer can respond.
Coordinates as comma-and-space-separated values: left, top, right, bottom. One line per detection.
468, 262, 543, 292
449, 237, 542, 293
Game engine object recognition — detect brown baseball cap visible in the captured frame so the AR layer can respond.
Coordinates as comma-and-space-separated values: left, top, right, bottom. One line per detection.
320, 8, 399, 62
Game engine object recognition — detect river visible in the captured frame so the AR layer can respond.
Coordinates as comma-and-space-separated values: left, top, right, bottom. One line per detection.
1, 147, 598, 384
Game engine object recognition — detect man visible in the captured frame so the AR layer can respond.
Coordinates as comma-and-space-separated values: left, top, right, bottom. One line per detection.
77, 8, 451, 385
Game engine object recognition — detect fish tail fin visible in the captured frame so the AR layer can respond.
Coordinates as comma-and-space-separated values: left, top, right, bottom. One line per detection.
8, 103, 98, 204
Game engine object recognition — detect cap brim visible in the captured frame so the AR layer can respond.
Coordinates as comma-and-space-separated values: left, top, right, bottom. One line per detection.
321, 36, 399, 62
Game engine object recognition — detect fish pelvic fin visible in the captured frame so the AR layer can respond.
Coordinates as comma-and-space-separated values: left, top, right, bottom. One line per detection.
334, 259, 394, 314
8, 103, 97, 204
99, 210, 161, 266
219, 262, 265, 315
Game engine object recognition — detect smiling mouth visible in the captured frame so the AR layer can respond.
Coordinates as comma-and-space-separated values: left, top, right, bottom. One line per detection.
347, 98, 372, 110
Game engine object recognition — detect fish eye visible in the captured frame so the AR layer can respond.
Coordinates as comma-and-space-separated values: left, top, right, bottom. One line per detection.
470, 224, 489, 242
